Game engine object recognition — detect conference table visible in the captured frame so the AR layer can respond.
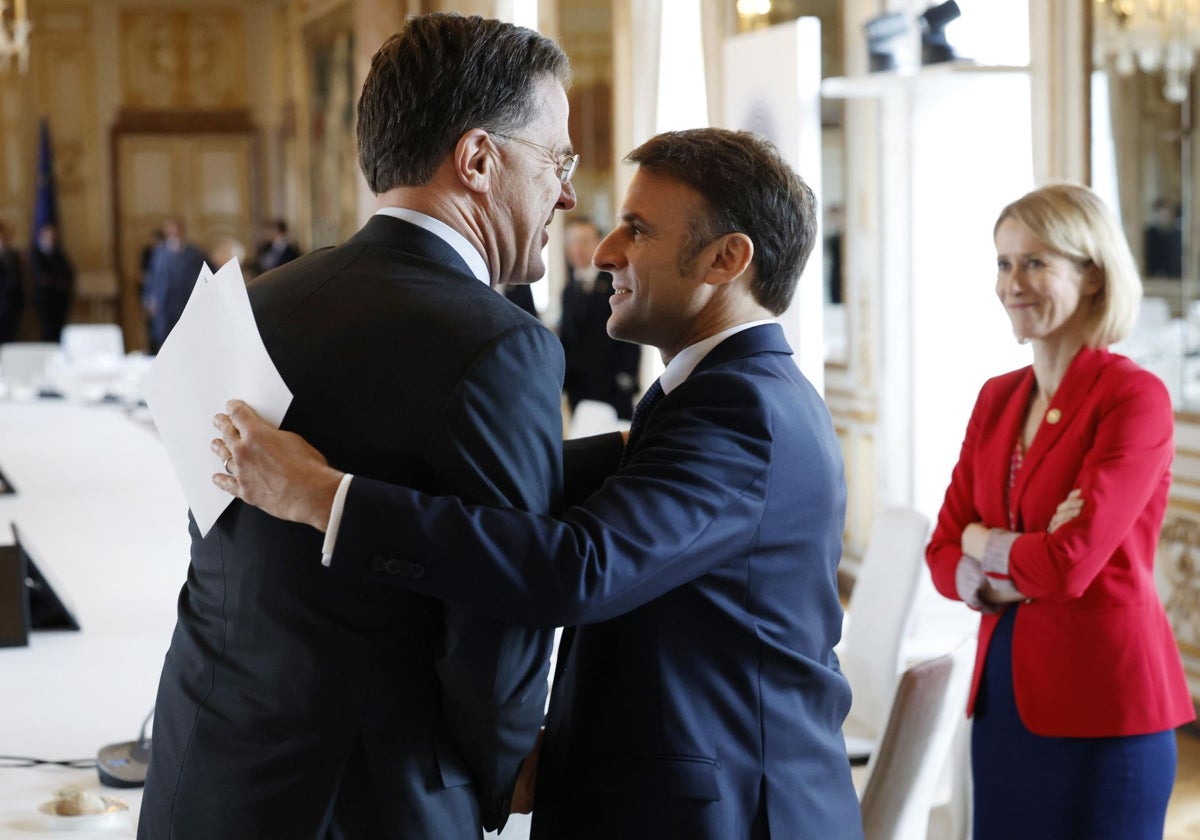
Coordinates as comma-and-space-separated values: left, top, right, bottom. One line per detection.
0, 398, 190, 837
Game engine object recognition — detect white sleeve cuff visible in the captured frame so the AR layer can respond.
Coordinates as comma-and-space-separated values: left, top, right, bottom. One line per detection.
320, 473, 355, 567
954, 554, 988, 610
981, 528, 1019, 578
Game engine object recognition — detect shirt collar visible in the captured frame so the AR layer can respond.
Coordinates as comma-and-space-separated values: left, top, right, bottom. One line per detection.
660, 319, 774, 394
374, 207, 489, 285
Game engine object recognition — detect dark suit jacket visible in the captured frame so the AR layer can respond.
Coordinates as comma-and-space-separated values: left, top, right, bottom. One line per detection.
29, 245, 74, 342
255, 239, 302, 273
927, 347, 1194, 736
331, 324, 862, 839
140, 216, 564, 839
559, 270, 640, 419
0, 248, 24, 342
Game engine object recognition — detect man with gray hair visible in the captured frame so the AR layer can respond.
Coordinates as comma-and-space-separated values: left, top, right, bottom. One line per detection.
140, 13, 577, 838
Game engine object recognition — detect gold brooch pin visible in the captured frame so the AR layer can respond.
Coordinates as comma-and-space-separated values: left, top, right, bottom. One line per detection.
1046, 408, 1061, 424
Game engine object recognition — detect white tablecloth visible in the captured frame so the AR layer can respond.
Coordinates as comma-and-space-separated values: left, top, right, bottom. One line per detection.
0, 400, 191, 838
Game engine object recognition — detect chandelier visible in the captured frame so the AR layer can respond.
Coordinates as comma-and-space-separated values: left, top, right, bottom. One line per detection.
1094, 0, 1200, 103
0, 0, 29, 74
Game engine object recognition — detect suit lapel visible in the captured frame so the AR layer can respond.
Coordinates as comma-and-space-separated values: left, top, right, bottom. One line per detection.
562, 325, 789, 665
1009, 347, 1109, 523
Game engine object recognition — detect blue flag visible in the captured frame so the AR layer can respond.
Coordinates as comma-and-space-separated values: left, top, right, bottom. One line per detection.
31, 118, 57, 245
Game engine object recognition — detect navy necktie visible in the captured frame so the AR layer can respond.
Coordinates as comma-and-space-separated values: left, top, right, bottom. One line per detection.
621, 378, 664, 467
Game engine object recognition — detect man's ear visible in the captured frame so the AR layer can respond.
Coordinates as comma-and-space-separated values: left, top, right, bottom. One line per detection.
703, 232, 754, 287
454, 129, 497, 195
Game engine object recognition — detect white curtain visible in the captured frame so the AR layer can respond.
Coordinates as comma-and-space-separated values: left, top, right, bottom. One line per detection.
698, 0, 728, 128
611, 0, 663, 210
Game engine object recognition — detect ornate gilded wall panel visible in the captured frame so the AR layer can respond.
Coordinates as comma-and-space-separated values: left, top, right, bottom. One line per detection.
114, 132, 255, 348
1158, 510, 1200, 698
28, 1, 104, 323
300, 7, 356, 249
0, 84, 29, 229
120, 8, 247, 110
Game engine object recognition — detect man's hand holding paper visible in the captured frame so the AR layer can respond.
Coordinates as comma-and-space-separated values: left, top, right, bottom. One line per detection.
142, 258, 293, 535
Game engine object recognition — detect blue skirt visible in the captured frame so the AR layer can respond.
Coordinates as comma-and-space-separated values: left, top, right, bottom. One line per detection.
972, 606, 1177, 840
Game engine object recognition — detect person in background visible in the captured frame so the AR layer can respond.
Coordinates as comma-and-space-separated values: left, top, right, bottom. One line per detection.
0, 222, 25, 344
141, 217, 208, 353
28, 222, 73, 342
253, 217, 301, 274
1143, 196, 1182, 278
926, 183, 1194, 840
824, 203, 844, 305
559, 216, 640, 420
140, 227, 163, 276
138, 228, 164, 355
212, 128, 862, 840
139, 12, 575, 840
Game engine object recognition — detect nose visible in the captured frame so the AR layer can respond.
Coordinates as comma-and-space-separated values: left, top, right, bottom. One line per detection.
1007, 265, 1028, 290
592, 229, 623, 272
557, 180, 577, 211
996, 266, 1024, 299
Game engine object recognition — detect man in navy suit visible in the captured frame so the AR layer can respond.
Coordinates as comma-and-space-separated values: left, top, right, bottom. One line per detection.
215, 128, 862, 839
140, 13, 576, 840
141, 217, 208, 353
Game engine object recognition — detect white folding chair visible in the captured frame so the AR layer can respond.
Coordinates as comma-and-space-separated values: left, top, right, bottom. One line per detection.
839, 507, 932, 765
859, 638, 975, 840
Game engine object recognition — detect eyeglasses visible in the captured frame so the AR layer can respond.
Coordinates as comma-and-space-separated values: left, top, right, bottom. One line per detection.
491, 132, 580, 185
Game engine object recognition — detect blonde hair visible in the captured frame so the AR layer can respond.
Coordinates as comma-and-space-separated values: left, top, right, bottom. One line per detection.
994, 183, 1142, 347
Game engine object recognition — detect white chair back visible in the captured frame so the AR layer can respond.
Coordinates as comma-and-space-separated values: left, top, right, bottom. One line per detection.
0, 343, 62, 393
568, 399, 629, 438
60, 324, 125, 366
840, 507, 931, 762
859, 638, 975, 840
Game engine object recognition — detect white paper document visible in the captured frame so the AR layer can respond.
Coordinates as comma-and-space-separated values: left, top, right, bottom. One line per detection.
142, 258, 293, 536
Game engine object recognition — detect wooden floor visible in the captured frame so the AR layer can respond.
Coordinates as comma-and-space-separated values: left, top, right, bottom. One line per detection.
1169, 725, 1200, 840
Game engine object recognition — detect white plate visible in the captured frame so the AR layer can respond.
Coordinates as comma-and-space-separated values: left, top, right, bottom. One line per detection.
37, 796, 131, 831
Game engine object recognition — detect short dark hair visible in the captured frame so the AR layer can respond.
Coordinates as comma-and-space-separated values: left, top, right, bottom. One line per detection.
357, 13, 570, 193
626, 129, 817, 316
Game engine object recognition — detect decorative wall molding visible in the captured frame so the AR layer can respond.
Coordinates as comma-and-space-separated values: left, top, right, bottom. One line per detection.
119, 8, 248, 110
1159, 511, 1200, 696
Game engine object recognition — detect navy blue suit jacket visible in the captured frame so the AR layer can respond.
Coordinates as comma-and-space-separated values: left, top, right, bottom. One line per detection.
333, 323, 862, 839
140, 216, 562, 839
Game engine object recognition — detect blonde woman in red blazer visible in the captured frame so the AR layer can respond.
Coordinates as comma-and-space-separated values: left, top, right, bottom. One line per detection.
927, 183, 1194, 840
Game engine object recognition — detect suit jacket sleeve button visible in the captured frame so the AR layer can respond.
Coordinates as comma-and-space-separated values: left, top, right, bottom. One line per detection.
411, 563, 425, 580
384, 558, 401, 574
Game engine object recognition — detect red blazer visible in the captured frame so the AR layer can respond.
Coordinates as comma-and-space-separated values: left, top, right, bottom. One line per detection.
927, 347, 1194, 737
